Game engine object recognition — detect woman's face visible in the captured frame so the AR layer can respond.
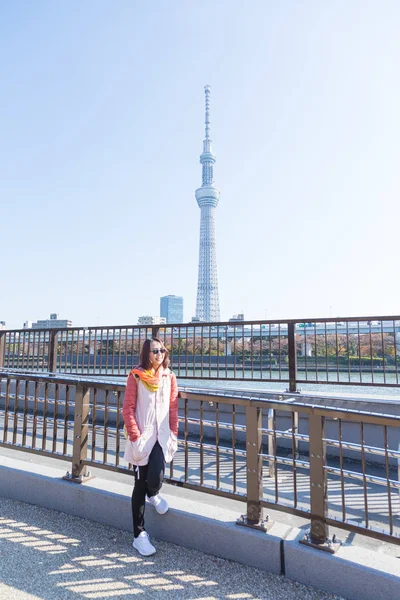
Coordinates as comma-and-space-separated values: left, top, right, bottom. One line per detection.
149, 340, 165, 369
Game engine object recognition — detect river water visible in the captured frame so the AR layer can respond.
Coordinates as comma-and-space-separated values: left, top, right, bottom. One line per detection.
177, 372, 400, 401
27, 366, 399, 401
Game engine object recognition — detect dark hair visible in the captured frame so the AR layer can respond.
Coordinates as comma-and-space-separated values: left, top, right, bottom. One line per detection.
139, 338, 169, 370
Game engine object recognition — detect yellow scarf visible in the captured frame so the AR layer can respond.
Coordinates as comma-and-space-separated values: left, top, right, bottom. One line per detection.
131, 367, 160, 392
123, 367, 161, 439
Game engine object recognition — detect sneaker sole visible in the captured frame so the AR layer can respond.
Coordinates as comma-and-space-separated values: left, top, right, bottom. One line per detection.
132, 541, 156, 557
147, 498, 169, 515
153, 505, 169, 515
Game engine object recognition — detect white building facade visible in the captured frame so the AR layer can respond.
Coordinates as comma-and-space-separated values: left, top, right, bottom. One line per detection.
137, 316, 167, 326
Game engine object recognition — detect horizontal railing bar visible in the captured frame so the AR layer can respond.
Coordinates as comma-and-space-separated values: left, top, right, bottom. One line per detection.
261, 429, 309, 442
0, 411, 74, 426
179, 391, 253, 408
324, 465, 400, 490
260, 454, 310, 469
2, 394, 61, 406
0, 371, 124, 389
164, 479, 247, 501
90, 425, 119, 435
0, 441, 71, 460
0, 401, 118, 423
0, 399, 121, 415
182, 417, 246, 432
185, 440, 246, 457
0, 411, 121, 431
260, 500, 311, 519
324, 438, 400, 459
295, 380, 400, 389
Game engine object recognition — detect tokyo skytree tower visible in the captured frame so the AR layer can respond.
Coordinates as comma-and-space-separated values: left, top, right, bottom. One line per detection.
195, 85, 220, 322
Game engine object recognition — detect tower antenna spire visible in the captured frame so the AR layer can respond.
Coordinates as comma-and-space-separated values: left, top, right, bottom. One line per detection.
204, 84, 211, 147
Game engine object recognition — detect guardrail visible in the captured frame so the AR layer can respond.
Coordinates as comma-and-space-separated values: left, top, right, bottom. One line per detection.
1, 315, 400, 391
1, 371, 399, 551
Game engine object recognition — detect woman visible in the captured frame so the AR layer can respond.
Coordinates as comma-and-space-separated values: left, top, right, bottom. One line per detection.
122, 338, 178, 556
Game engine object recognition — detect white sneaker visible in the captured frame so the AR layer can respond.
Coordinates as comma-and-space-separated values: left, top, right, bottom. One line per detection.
147, 494, 169, 515
132, 531, 156, 556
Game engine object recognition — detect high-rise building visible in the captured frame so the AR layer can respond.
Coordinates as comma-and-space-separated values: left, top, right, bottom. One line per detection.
160, 295, 183, 324
195, 85, 220, 322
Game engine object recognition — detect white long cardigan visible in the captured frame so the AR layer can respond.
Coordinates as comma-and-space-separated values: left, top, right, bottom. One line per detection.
123, 372, 178, 466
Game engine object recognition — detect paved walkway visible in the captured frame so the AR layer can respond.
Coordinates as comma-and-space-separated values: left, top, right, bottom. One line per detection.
0, 498, 344, 600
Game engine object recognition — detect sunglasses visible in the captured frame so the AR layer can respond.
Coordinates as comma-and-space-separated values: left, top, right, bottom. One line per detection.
150, 348, 166, 355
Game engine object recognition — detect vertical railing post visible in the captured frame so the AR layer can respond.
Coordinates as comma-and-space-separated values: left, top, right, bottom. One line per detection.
63, 383, 91, 483
309, 413, 328, 543
287, 322, 297, 393
398, 443, 400, 503
48, 329, 59, 373
237, 402, 269, 530
301, 411, 339, 552
268, 408, 275, 478
292, 411, 299, 458
152, 325, 160, 339
0, 332, 6, 369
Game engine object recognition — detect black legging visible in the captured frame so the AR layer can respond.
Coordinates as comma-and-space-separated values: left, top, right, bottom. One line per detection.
131, 441, 165, 538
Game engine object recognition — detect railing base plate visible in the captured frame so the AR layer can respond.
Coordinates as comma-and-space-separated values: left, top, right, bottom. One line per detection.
299, 533, 341, 554
62, 471, 94, 485
236, 514, 272, 533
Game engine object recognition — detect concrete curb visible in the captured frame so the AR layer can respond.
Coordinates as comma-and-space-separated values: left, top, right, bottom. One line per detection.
1, 454, 399, 600
284, 536, 400, 600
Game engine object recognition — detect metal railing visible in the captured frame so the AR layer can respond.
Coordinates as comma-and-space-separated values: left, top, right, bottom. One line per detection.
1, 315, 400, 391
1, 371, 399, 550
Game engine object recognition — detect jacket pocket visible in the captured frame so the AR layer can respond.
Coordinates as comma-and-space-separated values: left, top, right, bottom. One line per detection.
124, 430, 152, 465
166, 432, 178, 463
133, 433, 152, 463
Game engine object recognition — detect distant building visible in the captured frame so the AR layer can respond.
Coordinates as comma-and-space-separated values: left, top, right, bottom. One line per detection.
32, 313, 72, 329
160, 295, 183, 324
23, 321, 32, 329
229, 313, 244, 322
0, 321, 6, 330
137, 316, 166, 326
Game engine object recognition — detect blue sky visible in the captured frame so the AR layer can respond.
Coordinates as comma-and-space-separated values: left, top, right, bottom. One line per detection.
1, 1, 400, 328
